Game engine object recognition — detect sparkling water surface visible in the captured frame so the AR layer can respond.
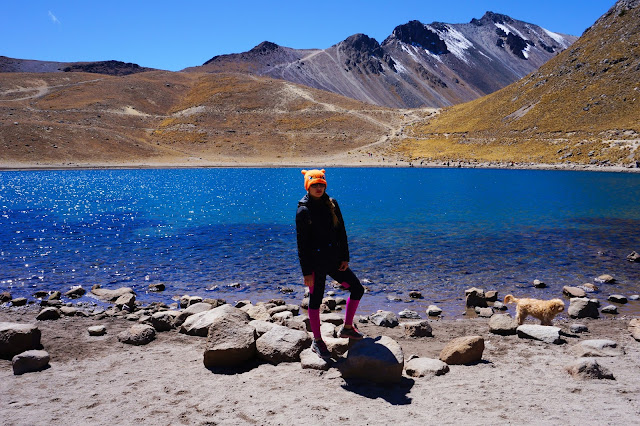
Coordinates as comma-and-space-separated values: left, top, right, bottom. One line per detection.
1, 168, 639, 317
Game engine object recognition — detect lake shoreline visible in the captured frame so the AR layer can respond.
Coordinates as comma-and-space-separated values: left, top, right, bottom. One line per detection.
1, 158, 639, 173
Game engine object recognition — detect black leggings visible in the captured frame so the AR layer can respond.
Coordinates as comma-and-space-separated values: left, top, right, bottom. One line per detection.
308, 267, 364, 310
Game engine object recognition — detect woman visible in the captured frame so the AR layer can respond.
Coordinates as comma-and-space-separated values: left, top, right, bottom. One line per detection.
295, 169, 365, 359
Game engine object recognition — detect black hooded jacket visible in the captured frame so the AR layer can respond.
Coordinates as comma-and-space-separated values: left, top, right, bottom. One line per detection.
295, 193, 350, 276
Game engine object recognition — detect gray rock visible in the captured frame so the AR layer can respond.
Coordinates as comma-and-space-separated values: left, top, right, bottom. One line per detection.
90, 286, 135, 302
516, 324, 563, 344
594, 274, 615, 284
320, 322, 336, 339
12, 350, 50, 375
36, 307, 61, 321
566, 358, 615, 380
405, 357, 449, 378
88, 325, 107, 336
175, 302, 215, 326
489, 313, 517, 335
426, 305, 443, 316
255, 325, 311, 364
300, 297, 309, 309
60, 306, 78, 316
11, 298, 27, 307
533, 279, 547, 288
243, 304, 271, 321
179, 295, 203, 308
626, 251, 640, 262
398, 309, 421, 319
492, 301, 507, 311
607, 294, 627, 304
601, 305, 618, 314
115, 293, 136, 311
0, 291, 12, 303
300, 348, 331, 370
0, 322, 41, 358
387, 295, 403, 302
282, 317, 308, 332
578, 283, 599, 293
272, 311, 294, 325
338, 336, 404, 383
324, 337, 350, 356
117, 324, 156, 346
249, 320, 278, 337
48, 291, 61, 301
571, 339, 624, 357
181, 305, 250, 337
64, 286, 86, 299
629, 319, 640, 341
475, 307, 494, 318
570, 324, 589, 334
150, 311, 179, 331
439, 336, 484, 365
408, 291, 423, 299
148, 283, 165, 292
568, 298, 600, 319
335, 297, 347, 306
320, 313, 344, 326
370, 310, 399, 328
403, 320, 433, 338
203, 317, 256, 368
629, 295, 640, 301
563, 286, 586, 298
321, 297, 337, 310
484, 290, 498, 302
465, 287, 487, 308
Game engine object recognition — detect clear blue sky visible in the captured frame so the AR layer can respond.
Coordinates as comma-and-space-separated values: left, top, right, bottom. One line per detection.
1, 0, 614, 71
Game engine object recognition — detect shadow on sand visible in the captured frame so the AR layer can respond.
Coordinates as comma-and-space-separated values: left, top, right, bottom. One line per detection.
340, 377, 414, 405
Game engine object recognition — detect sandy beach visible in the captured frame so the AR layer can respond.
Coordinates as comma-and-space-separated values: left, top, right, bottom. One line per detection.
2, 302, 639, 426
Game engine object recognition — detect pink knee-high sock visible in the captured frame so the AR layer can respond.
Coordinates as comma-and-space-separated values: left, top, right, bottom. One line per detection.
344, 297, 360, 327
308, 308, 321, 340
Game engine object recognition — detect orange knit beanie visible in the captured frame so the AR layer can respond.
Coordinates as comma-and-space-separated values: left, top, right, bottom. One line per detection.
301, 169, 327, 191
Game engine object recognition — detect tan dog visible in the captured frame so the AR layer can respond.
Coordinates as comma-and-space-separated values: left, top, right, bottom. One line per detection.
503, 294, 565, 326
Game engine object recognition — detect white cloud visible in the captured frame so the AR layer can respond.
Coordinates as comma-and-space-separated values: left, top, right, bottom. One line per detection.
48, 11, 61, 25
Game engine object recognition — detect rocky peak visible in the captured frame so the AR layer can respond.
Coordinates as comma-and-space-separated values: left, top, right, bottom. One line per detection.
472, 11, 515, 26
249, 41, 281, 55
339, 33, 395, 75
340, 34, 384, 57
386, 20, 449, 55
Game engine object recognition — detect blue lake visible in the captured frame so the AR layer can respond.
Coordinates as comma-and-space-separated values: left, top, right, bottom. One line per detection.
1, 167, 639, 317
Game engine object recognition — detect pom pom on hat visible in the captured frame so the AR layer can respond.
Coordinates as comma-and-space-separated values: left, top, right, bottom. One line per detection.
301, 169, 327, 191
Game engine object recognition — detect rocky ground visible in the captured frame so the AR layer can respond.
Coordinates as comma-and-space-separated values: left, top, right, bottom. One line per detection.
1, 293, 640, 426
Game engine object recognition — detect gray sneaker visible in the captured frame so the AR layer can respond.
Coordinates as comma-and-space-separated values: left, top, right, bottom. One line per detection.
311, 339, 331, 359
339, 325, 364, 340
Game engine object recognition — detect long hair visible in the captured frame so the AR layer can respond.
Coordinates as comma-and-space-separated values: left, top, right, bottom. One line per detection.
323, 194, 339, 227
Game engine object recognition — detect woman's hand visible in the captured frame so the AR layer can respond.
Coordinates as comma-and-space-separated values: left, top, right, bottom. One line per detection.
338, 261, 349, 271
303, 274, 314, 288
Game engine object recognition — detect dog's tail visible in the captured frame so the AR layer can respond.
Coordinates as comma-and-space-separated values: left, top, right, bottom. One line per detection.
503, 294, 519, 304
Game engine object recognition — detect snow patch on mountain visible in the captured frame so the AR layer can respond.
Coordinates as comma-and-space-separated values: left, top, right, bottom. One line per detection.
543, 28, 571, 48
427, 25, 473, 64
495, 23, 528, 40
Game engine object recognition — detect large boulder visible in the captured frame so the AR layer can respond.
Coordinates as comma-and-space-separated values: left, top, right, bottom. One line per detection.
115, 293, 136, 311
369, 310, 399, 328
64, 286, 86, 299
175, 302, 215, 326
516, 325, 563, 344
36, 307, 61, 321
465, 288, 487, 308
117, 324, 156, 346
255, 325, 311, 364
243, 304, 271, 321
571, 340, 624, 357
403, 320, 433, 338
568, 298, 600, 319
203, 317, 256, 368
300, 348, 332, 370
12, 350, 50, 375
439, 336, 484, 365
320, 313, 344, 326
404, 357, 449, 378
563, 286, 586, 298
150, 311, 179, 332
180, 305, 250, 337
249, 320, 278, 337
566, 358, 615, 380
338, 336, 404, 383
489, 313, 517, 335
90, 285, 135, 302
0, 323, 42, 359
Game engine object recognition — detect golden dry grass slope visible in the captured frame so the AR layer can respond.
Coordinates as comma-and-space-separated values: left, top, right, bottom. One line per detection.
0, 71, 412, 167
398, 0, 640, 167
